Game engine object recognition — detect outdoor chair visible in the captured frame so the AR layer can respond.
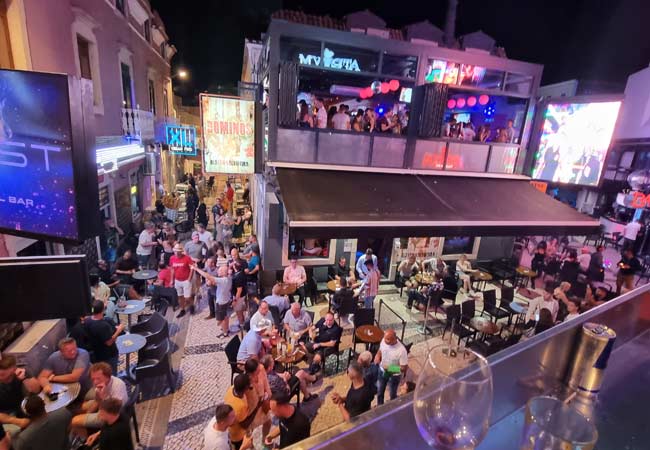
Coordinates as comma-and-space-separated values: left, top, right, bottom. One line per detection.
225, 335, 243, 384
481, 290, 509, 322
135, 339, 176, 394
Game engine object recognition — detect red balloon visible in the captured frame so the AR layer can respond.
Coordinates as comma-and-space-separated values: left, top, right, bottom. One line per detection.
479, 94, 490, 105
467, 96, 477, 107
380, 82, 390, 94
359, 89, 367, 99
447, 99, 456, 109
456, 98, 466, 108
363, 87, 373, 98
389, 79, 400, 91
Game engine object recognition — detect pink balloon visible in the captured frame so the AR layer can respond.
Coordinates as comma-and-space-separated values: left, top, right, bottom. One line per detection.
447, 99, 456, 109
456, 98, 466, 108
479, 94, 490, 105
380, 82, 390, 94
467, 96, 477, 107
389, 79, 400, 91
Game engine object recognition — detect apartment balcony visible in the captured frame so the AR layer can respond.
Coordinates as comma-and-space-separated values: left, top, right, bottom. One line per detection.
121, 108, 155, 142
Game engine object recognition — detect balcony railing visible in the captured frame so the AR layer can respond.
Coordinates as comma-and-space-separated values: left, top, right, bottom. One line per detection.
121, 108, 155, 142
274, 126, 520, 175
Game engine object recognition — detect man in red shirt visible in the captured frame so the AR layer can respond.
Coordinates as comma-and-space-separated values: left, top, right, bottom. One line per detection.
152, 261, 178, 310
170, 243, 194, 318
226, 182, 235, 212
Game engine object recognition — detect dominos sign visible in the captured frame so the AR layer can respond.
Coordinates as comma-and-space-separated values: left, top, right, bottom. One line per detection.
166, 125, 197, 156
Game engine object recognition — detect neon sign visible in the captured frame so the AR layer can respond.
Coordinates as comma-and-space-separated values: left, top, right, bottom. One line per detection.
298, 48, 361, 72
166, 125, 197, 156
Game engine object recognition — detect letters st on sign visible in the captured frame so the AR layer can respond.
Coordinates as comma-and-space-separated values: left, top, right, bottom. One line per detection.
166, 125, 197, 156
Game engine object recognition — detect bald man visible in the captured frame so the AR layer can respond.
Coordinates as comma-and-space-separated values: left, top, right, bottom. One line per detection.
374, 329, 408, 405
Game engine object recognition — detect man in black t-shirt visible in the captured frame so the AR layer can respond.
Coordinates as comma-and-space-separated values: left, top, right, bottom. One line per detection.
265, 392, 310, 449
331, 361, 374, 420
0, 355, 40, 434
83, 301, 125, 374
329, 257, 353, 280
616, 248, 641, 294
114, 250, 138, 284
231, 261, 248, 330
85, 398, 133, 450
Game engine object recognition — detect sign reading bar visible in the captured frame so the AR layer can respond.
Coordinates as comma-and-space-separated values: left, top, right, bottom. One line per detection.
299, 48, 361, 72
166, 125, 197, 156
200, 94, 255, 174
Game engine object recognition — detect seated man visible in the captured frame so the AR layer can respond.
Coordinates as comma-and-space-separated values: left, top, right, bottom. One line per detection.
283, 256, 307, 305
422, 256, 447, 276
153, 261, 179, 309
296, 312, 342, 398
85, 398, 133, 450
249, 302, 277, 337
11, 395, 72, 450
262, 285, 290, 316
84, 301, 125, 374
282, 303, 313, 344
396, 255, 419, 287
236, 320, 272, 363
71, 362, 128, 437
113, 250, 138, 285
406, 280, 443, 310
38, 337, 91, 395
330, 277, 355, 316
96, 260, 118, 289
331, 361, 374, 421
90, 273, 111, 303
0, 356, 40, 436
329, 257, 354, 281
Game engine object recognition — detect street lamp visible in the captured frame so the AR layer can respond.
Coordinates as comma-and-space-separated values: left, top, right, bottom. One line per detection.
173, 69, 188, 80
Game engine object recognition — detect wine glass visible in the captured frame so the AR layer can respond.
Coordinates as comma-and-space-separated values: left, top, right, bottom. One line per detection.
413, 344, 493, 449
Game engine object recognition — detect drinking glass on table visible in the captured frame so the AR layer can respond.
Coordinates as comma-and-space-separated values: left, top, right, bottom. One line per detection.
413, 344, 493, 449
520, 396, 598, 450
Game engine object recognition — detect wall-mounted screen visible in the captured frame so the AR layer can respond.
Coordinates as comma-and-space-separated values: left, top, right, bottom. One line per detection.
201, 94, 255, 174
532, 101, 621, 186
0, 70, 99, 242
442, 236, 476, 256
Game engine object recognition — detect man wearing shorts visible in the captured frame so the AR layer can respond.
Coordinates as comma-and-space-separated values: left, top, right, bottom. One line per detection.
170, 243, 194, 318
200, 264, 234, 338
70, 362, 127, 436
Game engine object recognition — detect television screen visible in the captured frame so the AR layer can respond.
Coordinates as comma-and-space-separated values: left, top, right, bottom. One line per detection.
442, 237, 475, 256
0, 255, 92, 322
0, 69, 99, 242
531, 101, 621, 186
399, 87, 412, 103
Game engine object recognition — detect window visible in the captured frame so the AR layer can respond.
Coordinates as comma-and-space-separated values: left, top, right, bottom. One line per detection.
160, 42, 166, 57
280, 37, 321, 65
504, 73, 534, 95
120, 63, 133, 109
115, 0, 125, 15
381, 54, 418, 79
144, 19, 151, 42
76, 36, 92, 80
162, 88, 168, 117
323, 43, 379, 73
148, 78, 156, 115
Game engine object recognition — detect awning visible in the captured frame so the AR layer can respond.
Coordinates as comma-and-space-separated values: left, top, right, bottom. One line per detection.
276, 168, 601, 239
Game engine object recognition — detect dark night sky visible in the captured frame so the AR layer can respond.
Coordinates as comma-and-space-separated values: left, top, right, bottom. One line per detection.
151, 0, 650, 103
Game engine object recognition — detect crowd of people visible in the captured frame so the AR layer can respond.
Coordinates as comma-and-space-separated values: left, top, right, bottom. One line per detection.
0, 342, 134, 450
296, 98, 409, 135
443, 117, 518, 144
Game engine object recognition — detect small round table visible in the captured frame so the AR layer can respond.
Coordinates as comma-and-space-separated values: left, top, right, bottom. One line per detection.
276, 283, 297, 296
117, 333, 147, 381
133, 269, 158, 281
515, 266, 537, 288
274, 349, 306, 372
31, 382, 80, 413
471, 271, 493, 291
355, 325, 384, 346
327, 280, 341, 292
470, 317, 501, 336
116, 300, 147, 326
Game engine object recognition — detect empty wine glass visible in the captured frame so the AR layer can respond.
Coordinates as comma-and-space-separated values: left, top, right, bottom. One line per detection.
414, 344, 493, 449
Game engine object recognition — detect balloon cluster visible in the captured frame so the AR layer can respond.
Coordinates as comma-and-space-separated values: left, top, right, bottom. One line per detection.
359, 80, 400, 99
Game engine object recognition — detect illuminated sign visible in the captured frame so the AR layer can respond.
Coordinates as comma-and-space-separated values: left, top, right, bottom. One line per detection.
298, 48, 361, 72
166, 125, 197, 156
200, 94, 255, 174
532, 101, 621, 187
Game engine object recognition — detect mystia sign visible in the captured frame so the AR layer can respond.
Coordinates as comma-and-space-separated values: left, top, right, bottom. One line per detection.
298, 48, 361, 72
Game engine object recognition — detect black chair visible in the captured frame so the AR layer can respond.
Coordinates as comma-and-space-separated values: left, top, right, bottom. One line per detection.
481, 290, 509, 322
135, 339, 176, 394
424, 289, 445, 318
306, 310, 315, 325
123, 384, 141, 444
603, 231, 622, 250
154, 298, 169, 317
224, 335, 243, 383
260, 270, 277, 297
336, 295, 357, 325
130, 312, 166, 339
268, 306, 283, 330
442, 304, 476, 345
142, 321, 169, 352
288, 375, 301, 407
460, 299, 475, 325
321, 341, 341, 375
275, 269, 285, 282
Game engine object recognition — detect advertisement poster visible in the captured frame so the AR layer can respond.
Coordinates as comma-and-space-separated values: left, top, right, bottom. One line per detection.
201, 94, 254, 174
531, 101, 621, 186
0, 70, 77, 239
398, 237, 443, 260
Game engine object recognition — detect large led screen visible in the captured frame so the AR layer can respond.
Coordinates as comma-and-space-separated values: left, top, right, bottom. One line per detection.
531, 101, 621, 186
201, 94, 255, 174
0, 70, 78, 239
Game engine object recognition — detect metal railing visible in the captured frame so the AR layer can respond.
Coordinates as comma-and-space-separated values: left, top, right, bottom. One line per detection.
377, 298, 407, 343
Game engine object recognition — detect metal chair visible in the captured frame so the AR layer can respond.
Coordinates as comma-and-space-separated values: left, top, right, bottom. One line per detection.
460, 299, 476, 325
224, 335, 243, 384
123, 383, 141, 444
442, 304, 476, 346
135, 339, 176, 394
130, 312, 167, 339
481, 290, 509, 322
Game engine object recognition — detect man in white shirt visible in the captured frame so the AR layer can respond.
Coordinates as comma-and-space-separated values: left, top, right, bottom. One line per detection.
203, 403, 252, 450
355, 248, 378, 280
623, 220, 642, 249
136, 221, 158, 269
577, 247, 591, 272
331, 105, 351, 130
314, 97, 328, 129
374, 329, 408, 405
249, 301, 276, 336
196, 223, 213, 247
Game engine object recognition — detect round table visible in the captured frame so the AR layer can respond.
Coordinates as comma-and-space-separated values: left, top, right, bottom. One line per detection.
116, 333, 147, 381
274, 349, 306, 372
116, 300, 147, 326
516, 266, 537, 288
414, 273, 437, 286
276, 283, 297, 296
327, 280, 341, 292
509, 302, 528, 314
471, 271, 493, 291
470, 317, 501, 335
355, 325, 384, 345
133, 269, 158, 281
31, 382, 81, 413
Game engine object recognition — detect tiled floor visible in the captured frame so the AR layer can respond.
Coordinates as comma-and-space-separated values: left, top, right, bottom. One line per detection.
137, 238, 635, 450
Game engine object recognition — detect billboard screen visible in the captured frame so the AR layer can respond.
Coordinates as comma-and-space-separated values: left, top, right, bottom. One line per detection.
532, 101, 621, 186
201, 94, 255, 174
0, 70, 81, 240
